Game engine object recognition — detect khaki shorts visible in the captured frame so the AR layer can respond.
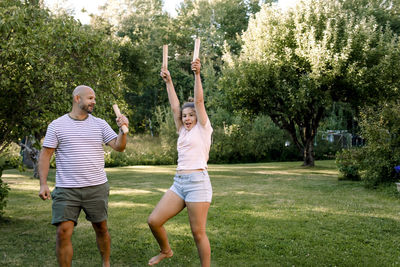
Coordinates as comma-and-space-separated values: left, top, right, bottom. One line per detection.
51, 182, 110, 226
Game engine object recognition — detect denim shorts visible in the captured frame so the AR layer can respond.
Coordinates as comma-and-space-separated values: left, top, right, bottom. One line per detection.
170, 170, 212, 203
51, 182, 110, 226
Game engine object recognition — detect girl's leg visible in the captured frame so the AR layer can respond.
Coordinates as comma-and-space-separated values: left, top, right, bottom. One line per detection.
186, 202, 211, 267
147, 190, 185, 265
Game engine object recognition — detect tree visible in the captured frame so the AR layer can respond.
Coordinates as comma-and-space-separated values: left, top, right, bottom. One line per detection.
341, 0, 400, 35
111, 0, 271, 132
0, 1, 125, 156
174, 0, 275, 57
221, 0, 400, 166
95, 0, 178, 132
93, 0, 273, 133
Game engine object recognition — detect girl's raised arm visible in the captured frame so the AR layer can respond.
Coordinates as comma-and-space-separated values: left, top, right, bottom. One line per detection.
191, 58, 208, 126
160, 69, 182, 132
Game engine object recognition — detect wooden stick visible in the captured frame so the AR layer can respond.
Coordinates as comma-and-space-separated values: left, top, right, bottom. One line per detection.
112, 104, 129, 134
162, 45, 168, 70
193, 38, 200, 61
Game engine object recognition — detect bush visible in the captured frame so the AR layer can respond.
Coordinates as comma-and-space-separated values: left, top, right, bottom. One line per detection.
104, 106, 179, 167
104, 134, 174, 167
154, 106, 178, 164
103, 110, 302, 166
0, 143, 22, 169
0, 176, 10, 219
104, 150, 131, 167
0, 159, 11, 219
336, 148, 364, 181
209, 113, 300, 163
105, 107, 353, 166
346, 102, 400, 187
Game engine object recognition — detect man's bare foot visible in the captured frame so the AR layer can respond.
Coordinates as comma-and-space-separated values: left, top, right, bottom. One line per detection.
148, 249, 173, 266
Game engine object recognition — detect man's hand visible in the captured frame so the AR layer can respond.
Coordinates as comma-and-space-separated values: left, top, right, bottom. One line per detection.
39, 184, 51, 200
116, 115, 129, 131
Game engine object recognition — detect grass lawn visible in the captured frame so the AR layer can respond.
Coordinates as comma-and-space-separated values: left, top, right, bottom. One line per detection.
1, 160, 400, 266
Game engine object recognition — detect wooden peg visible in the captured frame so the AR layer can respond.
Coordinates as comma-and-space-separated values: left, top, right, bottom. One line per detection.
112, 104, 129, 134
162, 45, 168, 70
193, 38, 200, 61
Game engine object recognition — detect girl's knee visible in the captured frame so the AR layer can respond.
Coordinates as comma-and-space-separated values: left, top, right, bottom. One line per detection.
147, 215, 161, 228
191, 228, 207, 242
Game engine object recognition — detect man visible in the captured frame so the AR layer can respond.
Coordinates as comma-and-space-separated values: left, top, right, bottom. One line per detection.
38, 85, 129, 267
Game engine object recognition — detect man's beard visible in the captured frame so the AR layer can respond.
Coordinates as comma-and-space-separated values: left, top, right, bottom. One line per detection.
79, 103, 94, 114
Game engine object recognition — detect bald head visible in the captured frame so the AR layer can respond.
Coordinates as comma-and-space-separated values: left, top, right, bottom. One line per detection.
73, 85, 94, 98
71, 85, 96, 115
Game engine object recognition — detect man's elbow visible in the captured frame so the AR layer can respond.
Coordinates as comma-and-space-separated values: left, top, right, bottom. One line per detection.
116, 144, 126, 152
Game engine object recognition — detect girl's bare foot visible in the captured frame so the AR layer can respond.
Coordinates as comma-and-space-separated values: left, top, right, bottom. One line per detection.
148, 249, 173, 266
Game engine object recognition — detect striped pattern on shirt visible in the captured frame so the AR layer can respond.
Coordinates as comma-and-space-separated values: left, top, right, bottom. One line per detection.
43, 114, 118, 188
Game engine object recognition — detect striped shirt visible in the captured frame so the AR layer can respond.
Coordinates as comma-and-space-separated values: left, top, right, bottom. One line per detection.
43, 114, 117, 188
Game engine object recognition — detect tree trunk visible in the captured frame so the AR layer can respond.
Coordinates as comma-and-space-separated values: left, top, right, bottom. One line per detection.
302, 139, 315, 167
272, 107, 322, 167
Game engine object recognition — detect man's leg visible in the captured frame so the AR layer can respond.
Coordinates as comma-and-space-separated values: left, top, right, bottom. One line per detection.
92, 220, 111, 267
56, 221, 75, 267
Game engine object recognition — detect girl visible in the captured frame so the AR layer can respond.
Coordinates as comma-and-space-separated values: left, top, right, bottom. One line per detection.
147, 58, 213, 267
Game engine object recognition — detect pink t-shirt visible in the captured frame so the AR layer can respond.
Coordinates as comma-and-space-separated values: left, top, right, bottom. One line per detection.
176, 119, 213, 171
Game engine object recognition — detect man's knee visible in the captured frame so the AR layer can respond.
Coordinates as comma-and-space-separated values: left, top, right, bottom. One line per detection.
92, 221, 109, 235
56, 222, 74, 241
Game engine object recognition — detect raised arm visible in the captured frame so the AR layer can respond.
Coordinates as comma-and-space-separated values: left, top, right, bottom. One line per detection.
160, 69, 182, 132
191, 58, 208, 126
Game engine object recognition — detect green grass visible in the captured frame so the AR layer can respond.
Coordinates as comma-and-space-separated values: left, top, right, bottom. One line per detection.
1, 160, 400, 266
